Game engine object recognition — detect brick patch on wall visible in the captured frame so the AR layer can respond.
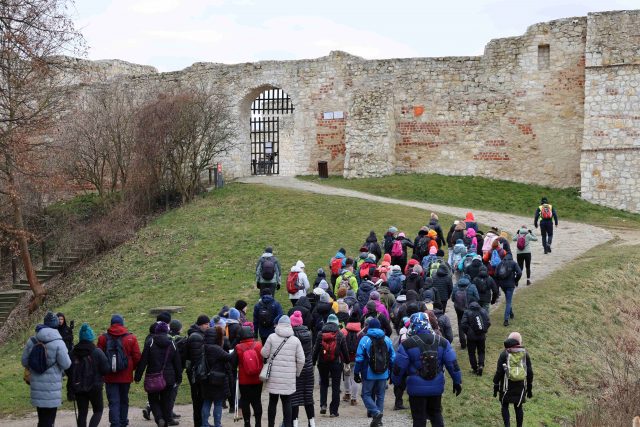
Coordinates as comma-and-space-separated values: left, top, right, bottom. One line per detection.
473, 151, 510, 161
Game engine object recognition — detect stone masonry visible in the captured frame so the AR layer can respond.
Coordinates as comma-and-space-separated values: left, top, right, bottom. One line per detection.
65, 10, 640, 213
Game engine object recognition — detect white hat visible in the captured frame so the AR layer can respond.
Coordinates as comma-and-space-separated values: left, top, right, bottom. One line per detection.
295, 260, 305, 269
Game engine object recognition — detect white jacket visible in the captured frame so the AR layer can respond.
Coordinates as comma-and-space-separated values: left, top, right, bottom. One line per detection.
261, 324, 304, 395
288, 265, 310, 300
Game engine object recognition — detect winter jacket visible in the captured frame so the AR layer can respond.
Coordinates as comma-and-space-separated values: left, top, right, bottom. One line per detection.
365, 311, 393, 337
451, 277, 480, 309
183, 325, 205, 382
429, 219, 446, 248
287, 297, 314, 330
342, 322, 363, 362
512, 228, 538, 254
383, 232, 396, 254
433, 309, 454, 344
431, 265, 453, 305
377, 286, 396, 313
493, 339, 533, 405
234, 338, 263, 385
288, 265, 310, 300
334, 270, 359, 295
312, 322, 350, 365
224, 319, 242, 349
387, 270, 405, 295
199, 334, 232, 402
253, 295, 284, 339
356, 280, 375, 307
291, 325, 315, 406
404, 271, 422, 294
392, 331, 461, 397
460, 302, 491, 340
450, 222, 467, 248
260, 323, 305, 395
354, 327, 396, 380
56, 313, 74, 354
391, 236, 413, 263
22, 326, 72, 408
97, 324, 141, 384
362, 300, 390, 320
474, 267, 499, 305
451, 240, 467, 267
256, 253, 282, 285
66, 340, 110, 397
461, 257, 483, 281
134, 333, 182, 387
495, 253, 523, 291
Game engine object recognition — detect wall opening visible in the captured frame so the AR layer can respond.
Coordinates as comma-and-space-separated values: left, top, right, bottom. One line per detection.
249, 88, 294, 175
538, 44, 550, 70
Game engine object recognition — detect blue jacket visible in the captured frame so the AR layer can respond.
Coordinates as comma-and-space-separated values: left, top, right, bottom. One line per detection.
392, 331, 461, 397
253, 295, 283, 338
354, 328, 395, 380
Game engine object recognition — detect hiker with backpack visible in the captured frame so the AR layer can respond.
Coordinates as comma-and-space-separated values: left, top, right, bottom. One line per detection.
383, 226, 398, 255
182, 315, 210, 427
329, 248, 347, 286
358, 253, 378, 282
356, 275, 375, 308
404, 264, 423, 294
256, 247, 282, 295
261, 315, 305, 427
354, 317, 396, 427
428, 213, 446, 248
460, 302, 491, 376
288, 296, 314, 330
413, 227, 431, 261
341, 311, 362, 407
534, 197, 558, 254
432, 302, 454, 344
253, 288, 284, 344
363, 301, 394, 337
313, 313, 350, 417
21, 311, 73, 427
391, 312, 462, 427
430, 262, 453, 312
493, 332, 534, 427
362, 291, 390, 320
97, 314, 141, 427
311, 292, 335, 342
494, 253, 522, 327
334, 257, 359, 295
197, 327, 233, 427
233, 326, 264, 427
365, 230, 383, 262
390, 232, 413, 275
376, 282, 396, 315
474, 265, 499, 312
287, 260, 310, 307
387, 265, 405, 296
465, 212, 478, 232
450, 239, 467, 281
451, 275, 479, 349
289, 311, 316, 427
513, 226, 538, 286
166, 320, 184, 422
66, 323, 110, 427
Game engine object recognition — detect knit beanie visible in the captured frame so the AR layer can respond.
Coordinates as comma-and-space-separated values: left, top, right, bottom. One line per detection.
111, 314, 124, 325
196, 314, 210, 326
369, 291, 380, 301
338, 247, 346, 255
290, 311, 303, 327
327, 314, 339, 325
278, 315, 291, 326
156, 311, 172, 324
317, 268, 326, 277
155, 321, 169, 334
368, 318, 381, 329
78, 323, 95, 341
169, 319, 182, 334
366, 301, 377, 313
319, 279, 329, 290
388, 226, 398, 234
320, 293, 331, 303
44, 311, 59, 329
313, 287, 325, 296
234, 300, 248, 312
382, 254, 391, 264
229, 308, 240, 321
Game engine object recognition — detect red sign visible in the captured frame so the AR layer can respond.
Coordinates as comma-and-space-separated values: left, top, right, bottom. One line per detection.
217, 163, 222, 173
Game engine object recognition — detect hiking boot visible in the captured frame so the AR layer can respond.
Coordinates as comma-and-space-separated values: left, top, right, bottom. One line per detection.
510, 312, 515, 319
393, 403, 407, 410
370, 413, 383, 427
320, 406, 327, 415
330, 413, 339, 418
167, 420, 179, 426
503, 320, 509, 327
158, 421, 166, 427
526, 279, 531, 286
470, 368, 477, 375
142, 408, 151, 421
342, 393, 351, 402
477, 366, 483, 376
351, 399, 357, 406
172, 413, 181, 419
548, 246, 552, 253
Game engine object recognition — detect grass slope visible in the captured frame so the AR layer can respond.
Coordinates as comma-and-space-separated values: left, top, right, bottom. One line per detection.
300, 174, 640, 229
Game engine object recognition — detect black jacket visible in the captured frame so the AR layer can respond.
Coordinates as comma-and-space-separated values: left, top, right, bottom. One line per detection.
225, 321, 242, 349
460, 302, 491, 340
383, 232, 395, 254
291, 325, 315, 406
474, 268, 499, 305
404, 272, 422, 293
495, 253, 522, 290
465, 258, 484, 281
200, 331, 233, 401
288, 296, 314, 330
66, 340, 110, 395
312, 322, 350, 365
431, 265, 453, 304
183, 325, 205, 381
56, 313, 74, 354
428, 219, 446, 248
433, 309, 453, 344
311, 301, 335, 340
135, 333, 182, 386
365, 233, 383, 263
493, 338, 533, 405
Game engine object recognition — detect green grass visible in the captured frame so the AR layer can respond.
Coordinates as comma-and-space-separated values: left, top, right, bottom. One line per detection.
299, 174, 640, 229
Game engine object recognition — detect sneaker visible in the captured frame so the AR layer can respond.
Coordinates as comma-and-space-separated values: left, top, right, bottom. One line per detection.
370, 413, 383, 427
503, 320, 509, 327
142, 409, 151, 421
320, 406, 327, 415
526, 279, 531, 286
172, 413, 181, 419
330, 413, 339, 418
351, 399, 357, 406
342, 393, 350, 402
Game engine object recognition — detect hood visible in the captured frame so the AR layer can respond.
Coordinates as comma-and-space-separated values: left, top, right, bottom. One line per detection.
316, 301, 333, 314
150, 333, 172, 348
322, 322, 340, 333
504, 338, 524, 352
429, 218, 439, 226
467, 228, 476, 237
107, 323, 130, 337
465, 212, 475, 222
378, 286, 390, 295
72, 340, 95, 358
366, 232, 378, 243
468, 302, 482, 310
334, 251, 346, 260
471, 258, 483, 267
504, 253, 514, 261
260, 252, 274, 259
433, 308, 444, 317
187, 324, 203, 337
457, 277, 471, 288
290, 265, 301, 273
518, 228, 529, 235
35, 326, 63, 343
406, 290, 419, 302
261, 295, 275, 304
436, 265, 449, 277
345, 322, 362, 332
366, 328, 385, 339
343, 295, 357, 306
455, 222, 466, 231
477, 266, 489, 278
389, 269, 403, 277
275, 323, 294, 338
360, 281, 374, 292
296, 296, 311, 310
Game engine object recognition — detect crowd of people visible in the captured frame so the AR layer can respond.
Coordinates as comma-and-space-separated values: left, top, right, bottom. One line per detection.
21, 199, 559, 427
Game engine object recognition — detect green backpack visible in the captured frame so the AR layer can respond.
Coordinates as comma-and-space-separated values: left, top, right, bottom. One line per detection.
506, 351, 527, 382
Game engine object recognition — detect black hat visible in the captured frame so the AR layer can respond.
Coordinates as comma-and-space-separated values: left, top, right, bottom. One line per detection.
338, 247, 346, 255
260, 288, 272, 296
541, 197, 548, 204
265, 246, 273, 253
196, 315, 210, 326
235, 300, 248, 311
156, 311, 172, 324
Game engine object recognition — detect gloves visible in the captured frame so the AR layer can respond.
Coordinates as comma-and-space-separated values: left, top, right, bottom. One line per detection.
453, 383, 462, 396
528, 229, 532, 234
354, 373, 362, 383
527, 389, 533, 399
493, 384, 499, 397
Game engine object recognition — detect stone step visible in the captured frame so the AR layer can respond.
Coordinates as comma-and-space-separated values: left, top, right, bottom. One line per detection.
39, 266, 63, 273
49, 260, 68, 266
58, 256, 80, 262
12, 284, 32, 291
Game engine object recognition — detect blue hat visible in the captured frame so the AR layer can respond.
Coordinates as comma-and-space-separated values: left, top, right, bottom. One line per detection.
78, 323, 96, 342
154, 321, 169, 334
111, 314, 124, 325
229, 308, 240, 321
44, 311, 58, 329
368, 317, 381, 330
410, 312, 433, 334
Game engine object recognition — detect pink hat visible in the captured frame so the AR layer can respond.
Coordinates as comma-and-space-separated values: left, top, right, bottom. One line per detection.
290, 311, 303, 327
429, 246, 437, 255
398, 232, 406, 238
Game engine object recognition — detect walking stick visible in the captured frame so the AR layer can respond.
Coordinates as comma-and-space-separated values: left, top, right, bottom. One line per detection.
233, 370, 242, 422
73, 399, 78, 425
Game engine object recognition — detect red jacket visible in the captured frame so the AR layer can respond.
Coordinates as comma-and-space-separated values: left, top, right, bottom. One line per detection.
97, 324, 142, 384
235, 338, 263, 385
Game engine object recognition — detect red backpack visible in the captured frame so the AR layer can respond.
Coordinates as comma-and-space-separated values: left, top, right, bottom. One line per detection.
540, 204, 553, 220
286, 271, 300, 294
321, 332, 338, 362
330, 258, 342, 275
239, 342, 263, 376
516, 234, 526, 251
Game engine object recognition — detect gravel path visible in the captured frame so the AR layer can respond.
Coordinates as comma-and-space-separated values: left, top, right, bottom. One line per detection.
4, 176, 615, 427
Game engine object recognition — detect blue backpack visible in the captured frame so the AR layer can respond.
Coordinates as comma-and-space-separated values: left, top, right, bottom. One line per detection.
490, 249, 502, 268
28, 337, 53, 374
105, 334, 130, 373
387, 274, 404, 295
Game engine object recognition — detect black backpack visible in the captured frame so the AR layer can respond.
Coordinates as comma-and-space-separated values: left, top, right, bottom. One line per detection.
70, 354, 96, 393
368, 337, 389, 374
260, 257, 275, 281
496, 261, 512, 280
105, 334, 129, 373
258, 302, 273, 328
410, 334, 442, 380
346, 330, 359, 360
416, 237, 429, 258
469, 312, 487, 335
474, 276, 489, 295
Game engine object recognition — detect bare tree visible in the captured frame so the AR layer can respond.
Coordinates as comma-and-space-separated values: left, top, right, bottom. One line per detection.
0, 0, 84, 310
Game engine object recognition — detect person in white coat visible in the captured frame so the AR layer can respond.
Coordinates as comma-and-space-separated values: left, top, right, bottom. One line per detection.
289, 260, 310, 307
261, 315, 305, 427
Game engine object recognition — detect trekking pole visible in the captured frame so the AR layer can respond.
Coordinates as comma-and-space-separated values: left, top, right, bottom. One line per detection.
234, 370, 241, 422
73, 399, 78, 426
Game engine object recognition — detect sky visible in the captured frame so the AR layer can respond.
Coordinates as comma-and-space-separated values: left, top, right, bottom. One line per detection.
72, 0, 639, 72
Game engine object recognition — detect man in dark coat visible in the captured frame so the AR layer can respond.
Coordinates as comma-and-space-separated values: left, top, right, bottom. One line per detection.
57, 312, 74, 354
431, 265, 453, 312
460, 302, 491, 376
473, 266, 499, 312
182, 315, 210, 427
252, 289, 283, 343
288, 296, 314, 330
494, 253, 522, 327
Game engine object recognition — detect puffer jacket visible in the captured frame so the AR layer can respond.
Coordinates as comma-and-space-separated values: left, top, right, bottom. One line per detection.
22, 326, 72, 408
451, 276, 480, 308
261, 323, 305, 395
474, 267, 499, 305
234, 337, 263, 385
356, 280, 375, 307
392, 331, 461, 397
97, 324, 141, 384
512, 228, 538, 254
433, 309, 454, 344
134, 333, 182, 387
183, 325, 205, 381
291, 325, 314, 406
66, 340, 110, 396
311, 301, 335, 338
460, 302, 491, 340
199, 331, 232, 402
431, 265, 453, 304
288, 296, 314, 330
354, 327, 395, 380
493, 338, 533, 405
312, 322, 350, 365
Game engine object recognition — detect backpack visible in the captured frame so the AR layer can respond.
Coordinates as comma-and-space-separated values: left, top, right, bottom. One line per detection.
474, 276, 489, 295
453, 288, 468, 311
483, 234, 498, 253
346, 330, 359, 361
368, 337, 389, 374
258, 303, 274, 328
469, 312, 487, 335
429, 260, 443, 278
239, 342, 262, 376
27, 337, 52, 374
330, 257, 343, 276
388, 274, 403, 295
516, 234, 526, 251
490, 249, 502, 268
496, 261, 512, 280
338, 274, 352, 291
286, 271, 300, 294
391, 240, 403, 257
260, 257, 275, 281
321, 331, 338, 362
105, 334, 129, 373
410, 334, 441, 380
461, 256, 474, 272
540, 204, 553, 220
506, 351, 527, 381
416, 237, 429, 257
70, 354, 95, 393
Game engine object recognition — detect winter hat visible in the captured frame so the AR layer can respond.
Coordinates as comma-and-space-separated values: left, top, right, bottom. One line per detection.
396, 294, 407, 302
218, 305, 230, 318
346, 289, 356, 297
296, 260, 305, 270
235, 300, 248, 312
413, 264, 423, 275
467, 228, 476, 237
410, 312, 433, 334
265, 246, 273, 253
366, 301, 377, 313
320, 293, 331, 303
319, 279, 329, 290
456, 239, 464, 245
345, 257, 354, 267
338, 247, 346, 255
391, 265, 401, 272
317, 268, 326, 277
229, 308, 240, 321
260, 288, 272, 296
169, 319, 182, 334
368, 318, 381, 330
465, 212, 475, 222
327, 314, 339, 325
111, 314, 124, 326
156, 311, 172, 324
196, 315, 210, 326
78, 323, 95, 342
290, 311, 304, 327
367, 254, 377, 263
431, 213, 439, 221
388, 226, 398, 234
359, 245, 369, 253
508, 332, 523, 345
370, 291, 380, 301
541, 197, 548, 204
429, 246, 437, 255
155, 321, 169, 334
278, 315, 291, 326
428, 230, 437, 239
313, 287, 325, 296
398, 232, 406, 238
44, 311, 59, 329
240, 326, 254, 340
383, 254, 391, 263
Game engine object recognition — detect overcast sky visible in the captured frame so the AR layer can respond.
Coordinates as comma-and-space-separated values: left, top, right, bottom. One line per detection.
73, 0, 638, 72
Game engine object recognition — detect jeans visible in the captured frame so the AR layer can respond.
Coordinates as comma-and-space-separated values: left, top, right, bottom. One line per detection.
516, 253, 531, 282
318, 362, 343, 415
455, 308, 466, 347
408, 395, 444, 427
467, 337, 486, 371
239, 384, 262, 427
149, 387, 172, 425
105, 382, 130, 427
504, 288, 514, 322
190, 380, 204, 427
36, 407, 57, 427
342, 362, 359, 398
268, 394, 292, 427
361, 378, 386, 416
202, 399, 224, 427
501, 401, 524, 427
76, 388, 104, 427
540, 221, 553, 252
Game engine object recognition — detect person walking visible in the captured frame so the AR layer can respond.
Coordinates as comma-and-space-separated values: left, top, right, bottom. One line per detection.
97, 314, 141, 427
494, 254, 522, 327
354, 317, 396, 427
430, 263, 453, 312
451, 275, 479, 349
256, 246, 282, 295
261, 315, 305, 427
134, 321, 182, 427
341, 311, 362, 407
534, 197, 558, 254
66, 323, 110, 427
513, 226, 538, 285
253, 288, 284, 344
287, 260, 310, 307
199, 327, 233, 427
21, 311, 72, 427
460, 302, 491, 376
493, 332, 534, 427
233, 326, 263, 427
290, 311, 316, 427
183, 315, 210, 427
391, 312, 462, 427
329, 248, 347, 286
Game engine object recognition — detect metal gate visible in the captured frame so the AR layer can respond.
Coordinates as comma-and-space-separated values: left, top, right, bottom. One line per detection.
250, 88, 294, 175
